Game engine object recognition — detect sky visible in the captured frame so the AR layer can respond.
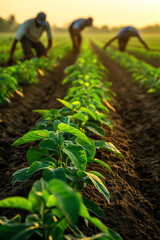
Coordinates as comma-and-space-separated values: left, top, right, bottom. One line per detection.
0, 0, 160, 28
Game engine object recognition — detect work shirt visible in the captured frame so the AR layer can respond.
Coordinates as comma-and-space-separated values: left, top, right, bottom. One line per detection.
117, 26, 142, 41
15, 18, 52, 42
70, 19, 87, 32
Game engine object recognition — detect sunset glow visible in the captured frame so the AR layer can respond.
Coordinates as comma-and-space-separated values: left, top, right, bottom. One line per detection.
0, 0, 160, 28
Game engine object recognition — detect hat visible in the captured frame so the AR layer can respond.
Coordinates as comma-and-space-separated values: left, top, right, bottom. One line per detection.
36, 12, 46, 25
88, 17, 93, 26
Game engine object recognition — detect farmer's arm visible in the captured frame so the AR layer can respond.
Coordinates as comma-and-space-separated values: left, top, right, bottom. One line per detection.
46, 38, 53, 53
9, 39, 18, 59
103, 36, 117, 49
136, 31, 150, 50
140, 39, 150, 50
8, 21, 28, 63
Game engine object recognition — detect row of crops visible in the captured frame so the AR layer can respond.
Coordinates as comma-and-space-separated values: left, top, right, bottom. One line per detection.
0, 45, 123, 239
0, 42, 70, 105
96, 41, 160, 94
127, 47, 160, 62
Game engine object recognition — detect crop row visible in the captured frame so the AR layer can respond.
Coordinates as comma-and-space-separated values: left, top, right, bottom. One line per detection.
0, 45, 123, 239
0, 43, 71, 105
127, 47, 160, 62
97, 41, 160, 94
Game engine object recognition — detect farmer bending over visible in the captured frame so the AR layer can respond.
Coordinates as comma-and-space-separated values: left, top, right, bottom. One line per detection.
69, 17, 93, 53
103, 26, 149, 52
8, 12, 53, 65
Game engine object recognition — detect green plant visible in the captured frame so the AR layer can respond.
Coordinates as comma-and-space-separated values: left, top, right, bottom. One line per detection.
0, 179, 122, 240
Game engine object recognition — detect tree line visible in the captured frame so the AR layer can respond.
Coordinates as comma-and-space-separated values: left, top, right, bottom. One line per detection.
0, 15, 160, 33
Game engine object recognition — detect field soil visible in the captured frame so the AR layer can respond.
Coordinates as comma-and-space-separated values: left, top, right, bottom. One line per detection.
0, 46, 160, 240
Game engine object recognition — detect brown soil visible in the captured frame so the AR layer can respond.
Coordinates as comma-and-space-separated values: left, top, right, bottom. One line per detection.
0, 45, 160, 240
90, 42, 160, 240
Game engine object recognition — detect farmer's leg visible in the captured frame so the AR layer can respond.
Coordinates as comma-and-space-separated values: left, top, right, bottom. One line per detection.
20, 35, 34, 59
118, 38, 129, 51
69, 27, 76, 51
31, 41, 46, 57
123, 38, 129, 51
77, 33, 82, 52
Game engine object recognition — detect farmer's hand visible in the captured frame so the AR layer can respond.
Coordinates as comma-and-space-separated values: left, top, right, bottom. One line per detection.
44, 48, 49, 57
7, 57, 16, 66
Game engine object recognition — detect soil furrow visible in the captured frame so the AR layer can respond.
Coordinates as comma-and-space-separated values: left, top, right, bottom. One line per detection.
91, 42, 160, 240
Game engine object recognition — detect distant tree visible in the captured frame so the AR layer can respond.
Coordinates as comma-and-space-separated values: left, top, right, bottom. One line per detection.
100, 25, 109, 32
0, 15, 19, 32
141, 24, 160, 33
0, 17, 9, 32
8, 15, 16, 26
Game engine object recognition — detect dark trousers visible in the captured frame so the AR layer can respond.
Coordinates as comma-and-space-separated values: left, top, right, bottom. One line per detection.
20, 35, 46, 59
69, 27, 82, 53
118, 37, 129, 51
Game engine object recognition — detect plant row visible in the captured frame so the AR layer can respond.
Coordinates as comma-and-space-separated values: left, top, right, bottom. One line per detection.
0, 45, 123, 239
0, 43, 71, 105
127, 47, 160, 62
100, 43, 160, 94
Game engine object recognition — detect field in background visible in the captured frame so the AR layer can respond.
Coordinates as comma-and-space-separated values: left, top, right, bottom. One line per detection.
87, 32, 160, 50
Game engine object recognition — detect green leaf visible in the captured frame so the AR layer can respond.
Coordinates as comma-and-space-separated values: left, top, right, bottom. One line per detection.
94, 159, 113, 175
0, 197, 32, 212
0, 224, 38, 240
26, 147, 49, 164
101, 119, 114, 130
28, 180, 47, 212
94, 140, 124, 158
53, 120, 62, 131
83, 197, 105, 218
72, 112, 89, 122
48, 179, 81, 225
27, 160, 50, 176
49, 131, 64, 147
50, 227, 64, 240
39, 139, 58, 152
85, 172, 110, 202
25, 214, 40, 224
88, 171, 106, 180
0, 215, 21, 225
33, 109, 59, 119
76, 137, 96, 163
33, 109, 50, 115
43, 167, 66, 182
79, 107, 97, 120
63, 144, 87, 171
58, 123, 90, 145
57, 98, 73, 110
86, 122, 106, 137
12, 168, 30, 185
12, 130, 49, 146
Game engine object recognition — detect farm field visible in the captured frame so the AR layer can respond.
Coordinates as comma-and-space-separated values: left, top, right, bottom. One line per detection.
0, 32, 160, 240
